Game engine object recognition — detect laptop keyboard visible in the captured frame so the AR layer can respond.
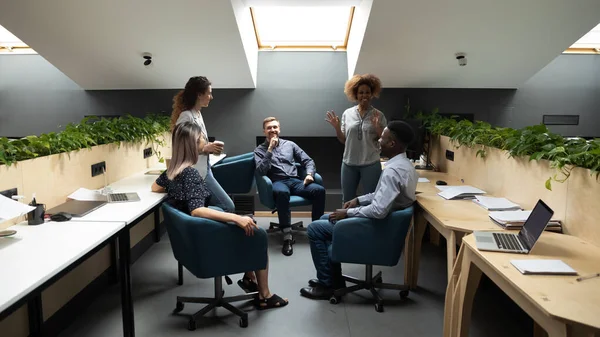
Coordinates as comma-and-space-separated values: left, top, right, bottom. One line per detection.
492, 233, 523, 251
109, 193, 128, 202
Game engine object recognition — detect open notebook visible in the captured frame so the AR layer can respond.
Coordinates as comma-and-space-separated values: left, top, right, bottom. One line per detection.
510, 260, 577, 275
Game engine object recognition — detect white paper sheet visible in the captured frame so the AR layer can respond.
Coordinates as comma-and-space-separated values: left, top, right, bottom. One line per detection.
0, 194, 35, 222
418, 177, 430, 183
209, 153, 227, 167
67, 188, 106, 201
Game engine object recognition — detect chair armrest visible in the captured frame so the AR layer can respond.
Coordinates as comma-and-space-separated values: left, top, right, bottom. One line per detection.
215, 152, 254, 166
254, 173, 276, 210
313, 172, 323, 186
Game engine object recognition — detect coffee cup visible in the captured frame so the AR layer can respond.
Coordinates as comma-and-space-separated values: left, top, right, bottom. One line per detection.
214, 140, 224, 147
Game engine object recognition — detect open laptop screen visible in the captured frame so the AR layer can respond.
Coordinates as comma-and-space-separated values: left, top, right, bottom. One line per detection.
518, 200, 554, 251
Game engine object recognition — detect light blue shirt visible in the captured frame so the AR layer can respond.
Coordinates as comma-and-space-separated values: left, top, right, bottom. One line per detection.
346, 152, 418, 219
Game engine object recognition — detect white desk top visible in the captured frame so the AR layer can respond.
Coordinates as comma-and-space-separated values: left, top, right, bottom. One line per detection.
0, 220, 125, 314
73, 170, 167, 225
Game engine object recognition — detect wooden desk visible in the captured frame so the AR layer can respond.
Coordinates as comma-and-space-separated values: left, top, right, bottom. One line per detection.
404, 170, 500, 288
446, 233, 600, 337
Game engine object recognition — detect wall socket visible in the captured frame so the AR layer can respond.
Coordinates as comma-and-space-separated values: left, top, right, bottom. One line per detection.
91, 161, 106, 177
143, 148, 152, 159
446, 150, 455, 161
0, 187, 17, 199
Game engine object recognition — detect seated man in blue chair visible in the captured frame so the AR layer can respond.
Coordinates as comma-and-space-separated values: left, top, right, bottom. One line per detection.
254, 117, 326, 256
300, 120, 418, 299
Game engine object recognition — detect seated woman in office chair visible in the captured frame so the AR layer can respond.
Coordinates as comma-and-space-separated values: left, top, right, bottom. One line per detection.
151, 122, 288, 310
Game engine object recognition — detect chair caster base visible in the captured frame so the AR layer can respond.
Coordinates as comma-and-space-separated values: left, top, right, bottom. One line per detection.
173, 301, 184, 313
375, 303, 384, 313
239, 316, 248, 328
188, 319, 197, 331
329, 295, 341, 304
400, 290, 409, 299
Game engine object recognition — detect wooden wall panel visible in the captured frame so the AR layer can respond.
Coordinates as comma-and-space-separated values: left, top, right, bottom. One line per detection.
430, 136, 599, 246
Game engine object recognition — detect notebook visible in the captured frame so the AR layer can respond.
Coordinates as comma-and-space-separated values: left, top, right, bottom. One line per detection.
510, 260, 577, 275
437, 186, 486, 200
473, 196, 521, 211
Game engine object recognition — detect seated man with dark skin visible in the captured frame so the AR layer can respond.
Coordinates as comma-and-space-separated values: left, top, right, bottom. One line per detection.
300, 121, 418, 299
254, 117, 326, 256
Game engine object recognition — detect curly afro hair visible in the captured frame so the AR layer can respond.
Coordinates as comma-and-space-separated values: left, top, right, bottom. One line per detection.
344, 74, 382, 102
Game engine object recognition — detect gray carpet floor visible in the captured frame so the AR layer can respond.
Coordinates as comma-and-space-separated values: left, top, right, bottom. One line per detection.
58, 217, 532, 337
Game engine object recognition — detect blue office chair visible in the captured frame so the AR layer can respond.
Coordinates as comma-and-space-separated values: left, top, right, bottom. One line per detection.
255, 163, 323, 233
211, 152, 255, 194
328, 206, 414, 312
162, 203, 268, 330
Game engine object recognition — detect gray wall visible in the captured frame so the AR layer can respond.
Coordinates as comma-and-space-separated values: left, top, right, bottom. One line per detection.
1, 52, 599, 145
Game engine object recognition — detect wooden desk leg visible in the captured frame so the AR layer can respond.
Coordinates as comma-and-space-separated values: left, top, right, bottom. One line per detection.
534, 322, 548, 337
455, 248, 482, 337
443, 244, 465, 337
404, 208, 427, 289
446, 231, 457, 281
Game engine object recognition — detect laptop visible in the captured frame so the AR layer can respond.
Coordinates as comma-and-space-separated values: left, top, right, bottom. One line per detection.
46, 200, 107, 217
101, 168, 141, 203
473, 199, 554, 254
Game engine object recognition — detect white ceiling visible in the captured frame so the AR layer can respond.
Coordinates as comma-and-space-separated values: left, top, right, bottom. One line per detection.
0, 0, 257, 89
1, 0, 599, 89
354, 0, 600, 88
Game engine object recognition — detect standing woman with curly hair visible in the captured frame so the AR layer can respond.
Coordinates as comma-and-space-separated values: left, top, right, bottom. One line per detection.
325, 74, 387, 203
170, 76, 235, 213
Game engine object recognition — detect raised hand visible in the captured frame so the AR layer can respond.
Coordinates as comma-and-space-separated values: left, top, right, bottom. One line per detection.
325, 110, 341, 129
268, 137, 279, 152
370, 112, 380, 127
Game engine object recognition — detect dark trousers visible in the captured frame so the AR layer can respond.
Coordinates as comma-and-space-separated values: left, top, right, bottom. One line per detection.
306, 219, 342, 287
272, 178, 326, 229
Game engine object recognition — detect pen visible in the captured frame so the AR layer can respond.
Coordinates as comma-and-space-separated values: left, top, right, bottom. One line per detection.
576, 273, 600, 282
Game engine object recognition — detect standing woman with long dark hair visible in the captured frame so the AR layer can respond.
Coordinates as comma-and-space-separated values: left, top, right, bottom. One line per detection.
170, 76, 235, 212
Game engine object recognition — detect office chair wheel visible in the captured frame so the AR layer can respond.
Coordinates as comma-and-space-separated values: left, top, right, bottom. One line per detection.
375, 303, 384, 313
269, 224, 275, 230
329, 295, 341, 304
187, 319, 197, 331
173, 301, 184, 313
374, 276, 382, 283
400, 290, 409, 299
239, 316, 248, 328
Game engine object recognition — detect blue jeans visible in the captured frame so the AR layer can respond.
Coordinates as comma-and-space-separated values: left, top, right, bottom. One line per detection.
307, 218, 342, 287
204, 168, 235, 213
272, 178, 326, 230
341, 161, 382, 203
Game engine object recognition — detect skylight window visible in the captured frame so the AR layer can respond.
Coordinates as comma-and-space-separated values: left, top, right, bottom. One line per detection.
564, 23, 600, 54
250, 6, 354, 50
0, 24, 36, 54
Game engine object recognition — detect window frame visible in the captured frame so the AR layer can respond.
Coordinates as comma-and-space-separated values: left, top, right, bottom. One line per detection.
250, 6, 355, 51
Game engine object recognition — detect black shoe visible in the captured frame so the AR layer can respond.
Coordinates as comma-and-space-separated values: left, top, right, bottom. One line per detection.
308, 279, 320, 287
300, 284, 333, 300
282, 239, 295, 256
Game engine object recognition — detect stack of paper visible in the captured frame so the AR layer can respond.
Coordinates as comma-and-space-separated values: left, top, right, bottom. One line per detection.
510, 259, 577, 275
489, 210, 562, 232
473, 196, 521, 211
437, 186, 486, 200
418, 177, 430, 183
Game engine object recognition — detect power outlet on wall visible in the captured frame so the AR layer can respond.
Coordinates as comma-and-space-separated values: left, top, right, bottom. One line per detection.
91, 161, 106, 177
143, 148, 152, 159
446, 150, 455, 161
0, 188, 18, 199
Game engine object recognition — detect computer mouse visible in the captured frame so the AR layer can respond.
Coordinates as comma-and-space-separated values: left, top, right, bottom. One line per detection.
436, 180, 448, 186
50, 212, 73, 222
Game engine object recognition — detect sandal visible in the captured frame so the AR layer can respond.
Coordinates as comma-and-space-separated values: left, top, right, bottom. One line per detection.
237, 276, 258, 293
255, 294, 289, 310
